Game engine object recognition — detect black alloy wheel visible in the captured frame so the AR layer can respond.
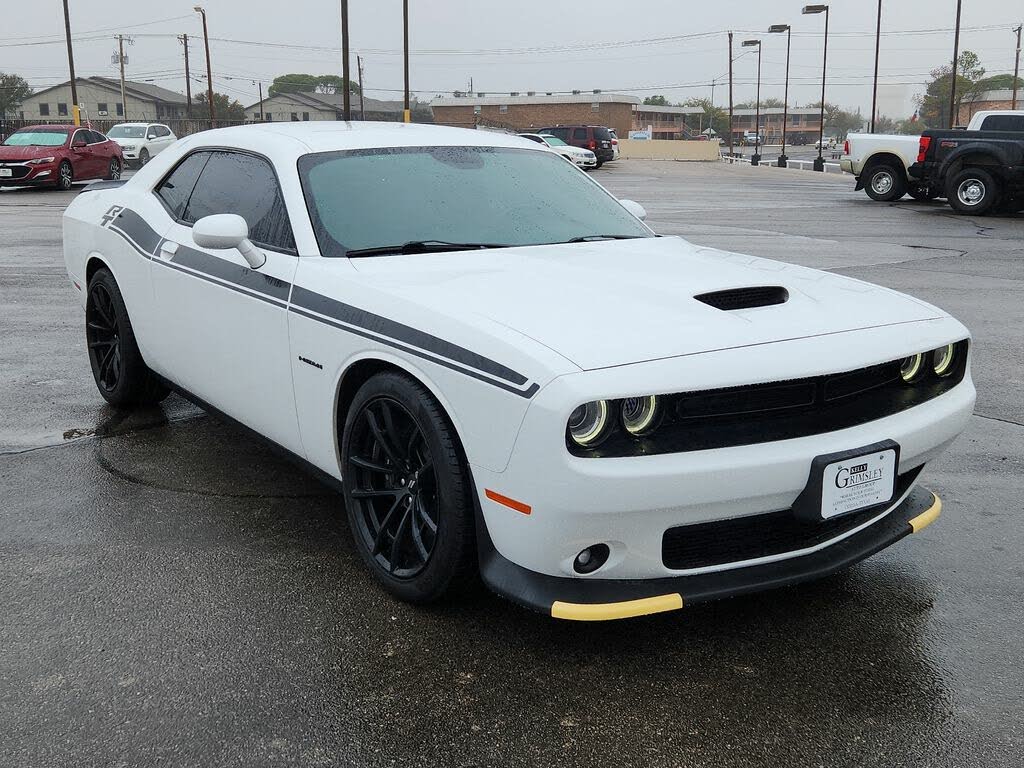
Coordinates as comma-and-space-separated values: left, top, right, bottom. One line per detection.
84, 268, 169, 407
107, 158, 121, 180
341, 371, 475, 603
86, 281, 123, 393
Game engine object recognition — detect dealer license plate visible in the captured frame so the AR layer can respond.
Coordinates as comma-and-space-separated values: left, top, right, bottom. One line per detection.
0, 168, 12, 177
820, 448, 897, 519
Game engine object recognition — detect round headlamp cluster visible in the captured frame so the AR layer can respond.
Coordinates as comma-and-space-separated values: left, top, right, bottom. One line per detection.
900, 343, 963, 383
568, 395, 661, 448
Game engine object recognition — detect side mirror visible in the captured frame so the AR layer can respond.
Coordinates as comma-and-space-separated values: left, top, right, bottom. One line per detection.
619, 199, 647, 221
192, 214, 265, 269
147, 132, 157, 140
72, 138, 87, 149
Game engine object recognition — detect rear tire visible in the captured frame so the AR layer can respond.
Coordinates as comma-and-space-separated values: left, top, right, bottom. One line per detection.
946, 167, 1000, 215
341, 371, 476, 604
85, 268, 169, 407
864, 163, 906, 201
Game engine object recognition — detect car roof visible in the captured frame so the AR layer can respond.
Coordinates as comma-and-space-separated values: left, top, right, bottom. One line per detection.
112, 122, 161, 127
19, 124, 73, 132
180, 121, 548, 156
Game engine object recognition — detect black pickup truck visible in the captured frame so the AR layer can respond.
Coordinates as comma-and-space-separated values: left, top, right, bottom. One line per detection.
909, 112, 1024, 215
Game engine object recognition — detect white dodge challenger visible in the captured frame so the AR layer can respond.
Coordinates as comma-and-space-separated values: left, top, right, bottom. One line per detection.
62, 123, 974, 621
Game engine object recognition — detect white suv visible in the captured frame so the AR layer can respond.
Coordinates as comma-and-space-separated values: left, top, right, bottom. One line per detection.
106, 123, 177, 168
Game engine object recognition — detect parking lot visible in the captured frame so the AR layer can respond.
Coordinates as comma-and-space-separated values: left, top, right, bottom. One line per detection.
2, 161, 1022, 767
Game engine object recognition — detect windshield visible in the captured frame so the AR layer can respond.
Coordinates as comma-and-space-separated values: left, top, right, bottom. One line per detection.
541, 135, 567, 146
107, 125, 146, 139
3, 129, 68, 147
299, 146, 651, 257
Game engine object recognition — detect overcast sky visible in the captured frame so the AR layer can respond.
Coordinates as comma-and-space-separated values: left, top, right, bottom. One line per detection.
6, 1, 1021, 117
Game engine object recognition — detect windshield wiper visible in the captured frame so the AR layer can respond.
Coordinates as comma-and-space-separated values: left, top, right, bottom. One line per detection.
344, 240, 512, 257
565, 234, 645, 243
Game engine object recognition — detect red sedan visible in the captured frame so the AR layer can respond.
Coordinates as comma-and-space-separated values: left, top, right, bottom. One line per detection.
0, 125, 123, 190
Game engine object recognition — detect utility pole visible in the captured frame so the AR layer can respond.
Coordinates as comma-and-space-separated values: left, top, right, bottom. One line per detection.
62, 0, 80, 125
948, 0, 962, 128
1013, 25, 1022, 110
870, 0, 882, 132
255, 81, 265, 121
194, 6, 215, 127
179, 34, 193, 119
403, 0, 411, 122
341, 0, 351, 120
357, 55, 365, 120
115, 35, 132, 121
727, 31, 734, 156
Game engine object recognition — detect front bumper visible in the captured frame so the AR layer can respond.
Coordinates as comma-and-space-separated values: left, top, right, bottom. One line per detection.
479, 486, 941, 620
0, 165, 55, 186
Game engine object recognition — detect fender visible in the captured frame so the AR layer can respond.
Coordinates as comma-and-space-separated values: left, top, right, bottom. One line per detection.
938, 142, 1013, 180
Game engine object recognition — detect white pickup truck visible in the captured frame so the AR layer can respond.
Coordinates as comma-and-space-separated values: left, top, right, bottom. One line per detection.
841, 111, 1024, 202
840, 133, 925, 201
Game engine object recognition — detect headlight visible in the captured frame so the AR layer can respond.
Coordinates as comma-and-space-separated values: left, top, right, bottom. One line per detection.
122, 144, 136, 150
568, 400, 610, 447
932, 344, 957, 377
26, 156, 56, 165
622, 395, 659, 436
899, 353, 925, 383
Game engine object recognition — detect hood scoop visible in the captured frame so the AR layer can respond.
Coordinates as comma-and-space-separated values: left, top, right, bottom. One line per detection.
694, 285, 789, 311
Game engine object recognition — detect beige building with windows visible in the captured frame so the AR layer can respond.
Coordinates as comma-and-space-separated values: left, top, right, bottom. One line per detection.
244, 91, 425, 123
18, 77, 188, 123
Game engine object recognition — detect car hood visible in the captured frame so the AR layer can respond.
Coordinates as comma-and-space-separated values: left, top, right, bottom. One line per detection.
0, 145, 65, 161
108, 137, 139, 146
349, 236, 944, 371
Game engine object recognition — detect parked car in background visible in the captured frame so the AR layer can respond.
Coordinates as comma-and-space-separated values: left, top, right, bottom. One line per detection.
742, 131, 764, 146
609, 129, 621, 160
107, 123, 177, 168
815, 136, 839, 151
840, 132, 926, 202
910, 110, 1024, 215
518, 133, 597, 169
0, 125, 122, 190
537, 125, 615, 167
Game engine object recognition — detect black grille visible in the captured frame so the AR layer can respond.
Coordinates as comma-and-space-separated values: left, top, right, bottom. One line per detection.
661, 467, 922, 570
570, 340, 969, 458
694, 286, 789, 310
0, 164, 30, 180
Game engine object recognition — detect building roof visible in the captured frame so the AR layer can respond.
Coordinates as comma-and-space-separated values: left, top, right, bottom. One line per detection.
431, 93, 641, 107
246, 90, 408, 114
732, 107, 823, 116
631, 104, 705, 115
29, 77, 187, 105
964, 89, 1016, 103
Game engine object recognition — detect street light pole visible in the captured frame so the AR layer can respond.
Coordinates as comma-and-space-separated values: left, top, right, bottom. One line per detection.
870, 0, 882, 132
948, 0, 962, 128
727, 31, 734, 156
62, 0, 80, 126
403, 0, 411, 123
743, 40, 762, 166
769, 24, 791, 167
803, 4, 829, 172
1012, 25, 1022, 110
341, 0, 351, 121
194, 6, 215, 128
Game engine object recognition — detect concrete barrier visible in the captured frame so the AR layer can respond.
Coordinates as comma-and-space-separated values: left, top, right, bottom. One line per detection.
617, 139, 721, 162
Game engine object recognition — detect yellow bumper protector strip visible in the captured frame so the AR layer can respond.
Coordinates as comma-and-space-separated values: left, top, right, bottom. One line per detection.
909, 493, 942, 533
551, 593, 684, 621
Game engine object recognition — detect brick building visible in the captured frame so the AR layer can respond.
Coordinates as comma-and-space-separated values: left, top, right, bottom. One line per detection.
957, 89, 1021, 125
431, 93, 637, 134
730, 107, 825, 144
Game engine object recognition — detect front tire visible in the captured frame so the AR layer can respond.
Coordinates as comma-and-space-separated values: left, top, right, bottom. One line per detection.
85, 268, 169, 407
864, 163, 906, 201
138, 148, 150, 167
106, 157, 121, 180
341, 371, 475, 603
56, 160, 73, 191
947, 167, 1000, 215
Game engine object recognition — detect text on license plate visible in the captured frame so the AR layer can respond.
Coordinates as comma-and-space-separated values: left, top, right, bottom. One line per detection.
0, 168, 12, 177
820, 448, 896, 519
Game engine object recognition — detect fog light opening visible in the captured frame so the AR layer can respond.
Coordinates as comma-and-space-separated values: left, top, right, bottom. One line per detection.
573, 543, 610, 574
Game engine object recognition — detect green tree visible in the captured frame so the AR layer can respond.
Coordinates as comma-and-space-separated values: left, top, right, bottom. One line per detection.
973, 73, 1024, 92
642, 95, 669, 106
269, 73, 358, 97
806, 101, 864, 138
192, 91, 246, 122
0, 72, 31, 119
735, 97, 786, 109
916, 50, 986, 128
681, 97, 728, 137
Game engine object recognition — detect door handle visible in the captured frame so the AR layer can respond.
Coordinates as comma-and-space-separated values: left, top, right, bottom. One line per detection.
158, 240, 179, 260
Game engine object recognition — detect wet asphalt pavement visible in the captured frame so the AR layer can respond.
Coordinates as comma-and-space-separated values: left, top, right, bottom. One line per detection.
1, 163, 1022, 767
